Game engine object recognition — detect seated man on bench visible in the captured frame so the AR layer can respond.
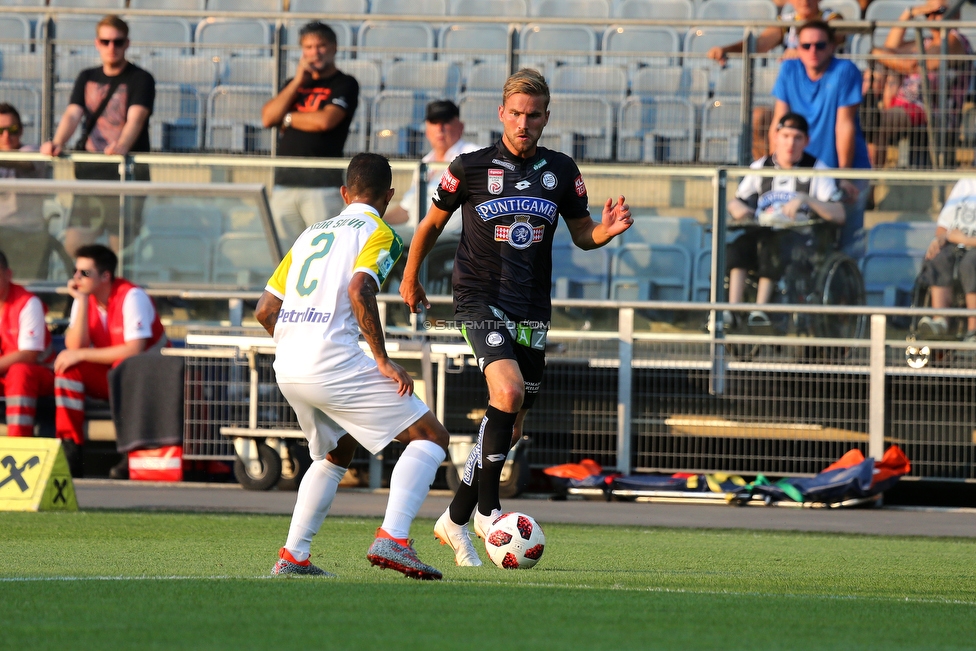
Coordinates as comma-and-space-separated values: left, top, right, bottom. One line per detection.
726, 113, 846, 327
53, 244, 166, 477
917, 178, 976, 341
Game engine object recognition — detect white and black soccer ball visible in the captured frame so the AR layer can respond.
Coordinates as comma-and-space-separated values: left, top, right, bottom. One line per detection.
484, 512, 545, 569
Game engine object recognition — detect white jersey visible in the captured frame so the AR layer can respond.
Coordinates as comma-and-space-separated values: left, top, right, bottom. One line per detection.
398, 139, 481, 232
68, 286, 157, 342
266, 202, 404, 383
937, 177, 976, 239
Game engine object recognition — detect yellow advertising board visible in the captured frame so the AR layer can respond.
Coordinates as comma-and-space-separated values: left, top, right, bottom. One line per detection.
0, 437, 77, 511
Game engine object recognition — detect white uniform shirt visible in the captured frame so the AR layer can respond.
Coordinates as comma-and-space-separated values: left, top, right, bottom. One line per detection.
68, 287, 157, 342
265, 202, 404, 383
16, 295, 46, 352
735, 156, 838, 226
398, 138, 481, 233
936, 177, 976, 239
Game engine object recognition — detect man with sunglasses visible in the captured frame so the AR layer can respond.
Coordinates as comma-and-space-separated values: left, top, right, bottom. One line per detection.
0, 103, 45, 233
53, 244, 166, 477
0, 249, 55, 439
770, 20, 871, 252
41, 15, 154, 255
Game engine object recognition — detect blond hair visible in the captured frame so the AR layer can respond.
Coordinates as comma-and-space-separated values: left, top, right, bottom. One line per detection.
96, 15, 129, 39
502, 68, 550, 108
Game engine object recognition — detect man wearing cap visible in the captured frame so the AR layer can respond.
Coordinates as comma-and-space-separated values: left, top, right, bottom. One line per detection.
726, 112, 845, 328
385, 100, 480, 236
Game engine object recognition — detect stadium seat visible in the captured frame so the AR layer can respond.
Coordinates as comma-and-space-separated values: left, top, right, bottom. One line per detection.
683, 26, 746, 84
150, 83, 203, 151
450, 0, 527, 16
369, 90, 426, 156
334, 59, 382, 99
289, 0, 366, 14
142, 55, 226, 91
529, 0, 611, 19
0, 0, 44, 5
56, 53, 102, 84
357, 20, 435, 73
129, 0, 205, 9
820, 0, 862, 19
206, 85, 274, 153
0, 52, 42, 81
550, 65, 628, 107
439, 23, 511, 79
222, 57, 275, 86
539, 94, 614, 161
385, 60, 463, 100
465, 61, 508, 93
699, 99, 743, 164
865, 221, 933, 255
696, 0, 777, 20
207, 0, 283, 11
458, 92, 502, 146
0, 82, 40, 147
551, 243, 610, 299
631, 67, 709, 104
621, 216, 704, 251
860, 251, 924, 306
601, 25, 681, 74
49, 0, 124, 7
617, 97, 697, 163
713, 65, 779, 104
692, 247, 712, 302
213, 233, 276, 287
0, 15, 31, 52
195, 18, 273, 57
125, 17, 193, 57
613, 0, 693, 19
131, 232, 212, 284
865, 0, 917, 46
610, 243, 692, 301
519, 24, 598, 75
141, 202, 224, 239
46, 16, 101, 56
371, 0, 447, 15
344, 103, 368, 157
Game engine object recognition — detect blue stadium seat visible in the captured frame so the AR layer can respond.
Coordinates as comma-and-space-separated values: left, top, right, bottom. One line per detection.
865, 221, 934, 255
696, 0, 777, 20
860, 251, 924, 306
611, 243, 692, 301
550, 65, 628, 107
699, 99, 742, 164
529, 0, 611, 19
614, 0, 693, 20
372, 0, 447, 15
551, 243, 611, 300
0, 15, 31, 53
538, 94, 614, 161
450, 0, 527, 16
617, 97, 696, 163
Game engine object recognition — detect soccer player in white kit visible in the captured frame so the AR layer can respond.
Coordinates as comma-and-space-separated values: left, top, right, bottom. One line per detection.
255, 153, 449, 580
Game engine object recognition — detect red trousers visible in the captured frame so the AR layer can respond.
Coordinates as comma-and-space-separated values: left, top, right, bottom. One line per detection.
54, 361, 110, 445
1, 363, 55, 437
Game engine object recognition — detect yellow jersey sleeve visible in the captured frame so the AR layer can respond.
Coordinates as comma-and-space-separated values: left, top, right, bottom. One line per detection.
353, 220, 404, 288
265, 249, 293, 299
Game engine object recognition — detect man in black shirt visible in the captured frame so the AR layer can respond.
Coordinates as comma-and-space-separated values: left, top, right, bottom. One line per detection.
400, 68, 632, 567
262, 21, 359, 249
41, 15, 154, 255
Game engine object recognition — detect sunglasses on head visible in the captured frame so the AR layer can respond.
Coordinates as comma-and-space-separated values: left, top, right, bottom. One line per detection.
799, 41, 829, 51
98, 37, 126, 47
0, 125, 21, 135
74, 268, 95, 278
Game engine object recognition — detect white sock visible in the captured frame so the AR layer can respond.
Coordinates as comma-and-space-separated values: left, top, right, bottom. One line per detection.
381, 440, 446, 540
284, 458, 346, 561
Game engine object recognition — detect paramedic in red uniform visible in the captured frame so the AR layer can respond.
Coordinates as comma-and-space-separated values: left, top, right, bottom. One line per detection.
53, 244, 166, 477
0, 249, 55, 437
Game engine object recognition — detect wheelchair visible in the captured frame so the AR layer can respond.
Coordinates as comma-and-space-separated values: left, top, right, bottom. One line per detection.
905, 246, 972, 368
728, 221, 866, 340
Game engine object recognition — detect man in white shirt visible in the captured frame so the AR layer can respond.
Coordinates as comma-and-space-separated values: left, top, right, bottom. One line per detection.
385, 100, 480, 235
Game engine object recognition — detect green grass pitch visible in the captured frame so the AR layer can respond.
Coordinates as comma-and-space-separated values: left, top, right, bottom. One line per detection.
1, 511, 974, 650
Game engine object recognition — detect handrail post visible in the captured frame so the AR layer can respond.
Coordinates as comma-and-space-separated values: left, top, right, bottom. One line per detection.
709, 169, 728, 396
869, 313, 886, 460
617, 307, 634, 474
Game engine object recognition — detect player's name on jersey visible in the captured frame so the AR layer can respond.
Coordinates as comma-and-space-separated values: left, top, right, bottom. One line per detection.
311, 216, 368, 231
475, 197, 558, 223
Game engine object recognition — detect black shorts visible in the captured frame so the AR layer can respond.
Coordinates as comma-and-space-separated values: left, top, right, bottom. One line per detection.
726, 228, 810, 281
921, 245, 976, 294
457, 304, 547, 411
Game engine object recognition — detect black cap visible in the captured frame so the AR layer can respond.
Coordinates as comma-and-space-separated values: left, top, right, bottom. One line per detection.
425, 100, 460, 123
776, 112, 809, 135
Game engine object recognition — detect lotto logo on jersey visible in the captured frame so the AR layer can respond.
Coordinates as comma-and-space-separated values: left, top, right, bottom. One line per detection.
574, 175, 586, 197
439, 170, 460, 193
488, 168, 505, 195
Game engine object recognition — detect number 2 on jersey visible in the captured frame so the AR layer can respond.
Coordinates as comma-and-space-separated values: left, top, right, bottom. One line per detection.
295, 232, 334, 296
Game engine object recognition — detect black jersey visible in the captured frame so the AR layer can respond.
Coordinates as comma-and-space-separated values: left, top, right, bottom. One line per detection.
432, 140, 590, 322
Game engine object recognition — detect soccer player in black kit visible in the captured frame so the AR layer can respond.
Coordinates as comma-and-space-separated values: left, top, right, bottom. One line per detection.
400, 68, 633, 567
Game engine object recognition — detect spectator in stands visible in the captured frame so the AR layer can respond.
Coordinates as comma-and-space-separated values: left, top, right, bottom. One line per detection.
262, 21, 359, 250
726, 113, 845, 328
708, 0, 843, 160
917, 178, 976, 342
770, 20, 871, 252
864, 0, 972, 168
53, 244, 166, 478
385, 100, 480, 236
0, 249, 55, 438
40, 15, 154, 256
0, 103, 46, 233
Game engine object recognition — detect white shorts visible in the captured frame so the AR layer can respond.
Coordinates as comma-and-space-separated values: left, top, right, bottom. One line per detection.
278, 361, 429, 460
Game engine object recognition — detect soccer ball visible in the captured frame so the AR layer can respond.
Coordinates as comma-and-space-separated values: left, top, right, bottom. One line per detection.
484, 512, 545, 569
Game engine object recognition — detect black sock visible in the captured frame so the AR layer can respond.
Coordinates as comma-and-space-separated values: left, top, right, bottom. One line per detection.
477, 405, 518, 516
449, 466, 479, 525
